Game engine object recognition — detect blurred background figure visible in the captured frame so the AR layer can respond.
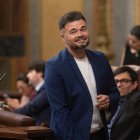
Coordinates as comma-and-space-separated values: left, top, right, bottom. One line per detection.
6, 73, 35, 110
121, 25, 140, 66
14, 60, 51, 126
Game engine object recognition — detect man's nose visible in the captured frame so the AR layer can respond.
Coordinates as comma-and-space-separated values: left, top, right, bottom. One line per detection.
77, 31, 82, 37
117, 82, 122, 86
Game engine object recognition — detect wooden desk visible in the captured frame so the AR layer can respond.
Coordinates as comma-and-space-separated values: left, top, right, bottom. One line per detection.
0, 125, 53, 140
0, 126, 27, 140
17, 126, 53, 140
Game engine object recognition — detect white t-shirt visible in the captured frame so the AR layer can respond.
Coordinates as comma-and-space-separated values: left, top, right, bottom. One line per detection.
75, 56, 102, 132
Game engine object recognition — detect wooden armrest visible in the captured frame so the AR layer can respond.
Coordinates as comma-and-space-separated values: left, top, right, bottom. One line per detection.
0, 111, 35, 126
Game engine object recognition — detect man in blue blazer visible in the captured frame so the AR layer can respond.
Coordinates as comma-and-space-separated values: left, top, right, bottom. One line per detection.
45, 11, 120, 140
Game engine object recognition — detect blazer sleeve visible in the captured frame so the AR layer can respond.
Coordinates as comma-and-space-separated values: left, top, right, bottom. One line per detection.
91, 51, 120, 115
45, 61, 77, 140
105, 56, 120, 115
15, 89, 50, 118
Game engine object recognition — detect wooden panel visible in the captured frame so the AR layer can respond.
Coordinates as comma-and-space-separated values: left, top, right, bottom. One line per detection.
11, 0, 24, 33
0, 0, 10, 33
0, 0, 24, 56
0, 0, 23, 35
0, 0, 29, 90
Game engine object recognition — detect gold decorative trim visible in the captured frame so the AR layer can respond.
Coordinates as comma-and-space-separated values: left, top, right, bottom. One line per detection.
93, 0, 114, 63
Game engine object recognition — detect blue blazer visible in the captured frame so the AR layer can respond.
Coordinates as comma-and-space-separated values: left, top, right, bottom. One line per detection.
15, 84, 51, 126
45, 48, 120, 140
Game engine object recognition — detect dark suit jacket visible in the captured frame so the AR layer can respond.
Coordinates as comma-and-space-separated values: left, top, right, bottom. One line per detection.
15, 84, 51, 126
123, 45, 140, 66
45, 48, 120, 140
110, 91, 140, 140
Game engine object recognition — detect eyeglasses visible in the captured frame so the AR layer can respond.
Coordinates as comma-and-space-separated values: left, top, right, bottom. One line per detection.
115, 79, 132, 84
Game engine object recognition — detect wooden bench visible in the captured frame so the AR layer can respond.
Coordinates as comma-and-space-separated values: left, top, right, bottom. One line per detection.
0, 111, 53, 140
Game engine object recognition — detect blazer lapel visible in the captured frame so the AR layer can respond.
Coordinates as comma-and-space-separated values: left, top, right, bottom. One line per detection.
65, 49, 92, 101
86, 51, 100, 94
114, 92, 134, 122
115, 98, 127, 122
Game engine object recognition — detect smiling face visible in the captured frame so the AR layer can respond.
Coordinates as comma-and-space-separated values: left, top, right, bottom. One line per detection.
61, 19, 89, 51
114, 72, 138, 96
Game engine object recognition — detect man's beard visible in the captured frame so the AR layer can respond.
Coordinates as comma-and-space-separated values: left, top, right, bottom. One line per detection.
68, 38, 90, 50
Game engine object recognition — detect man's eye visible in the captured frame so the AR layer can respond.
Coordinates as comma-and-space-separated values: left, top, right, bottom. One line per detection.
70, 30, 77, 34
81, 27, 87, 31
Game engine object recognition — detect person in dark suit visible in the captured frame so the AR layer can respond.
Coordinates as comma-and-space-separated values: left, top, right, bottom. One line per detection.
15, 60, 51, 126
108, 66, 140, 140
45, 11, 120, 140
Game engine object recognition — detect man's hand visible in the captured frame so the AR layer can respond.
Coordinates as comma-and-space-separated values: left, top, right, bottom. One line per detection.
95, 94, 109, 110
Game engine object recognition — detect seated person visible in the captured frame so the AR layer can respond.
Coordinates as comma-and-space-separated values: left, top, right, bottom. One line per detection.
14, 60, 51, 126
6, 73, 35, 110
108, 66, 140, 140
121, 25, 140, 66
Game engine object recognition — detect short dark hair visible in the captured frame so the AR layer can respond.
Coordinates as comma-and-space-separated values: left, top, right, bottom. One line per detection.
16, 73, 29, 84
58, 11, 86, 30
28, 60, 45, 77
114, 66, 138, 82
130, 25, 140, 40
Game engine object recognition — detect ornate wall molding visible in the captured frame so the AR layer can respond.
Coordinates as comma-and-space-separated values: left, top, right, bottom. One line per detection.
93, 0, 114, 63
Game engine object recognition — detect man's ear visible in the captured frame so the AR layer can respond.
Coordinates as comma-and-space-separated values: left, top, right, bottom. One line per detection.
133, 81, 138, 90
60, 29, 65, 39
60, 31, 65, 42
60, 33, 64, 38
